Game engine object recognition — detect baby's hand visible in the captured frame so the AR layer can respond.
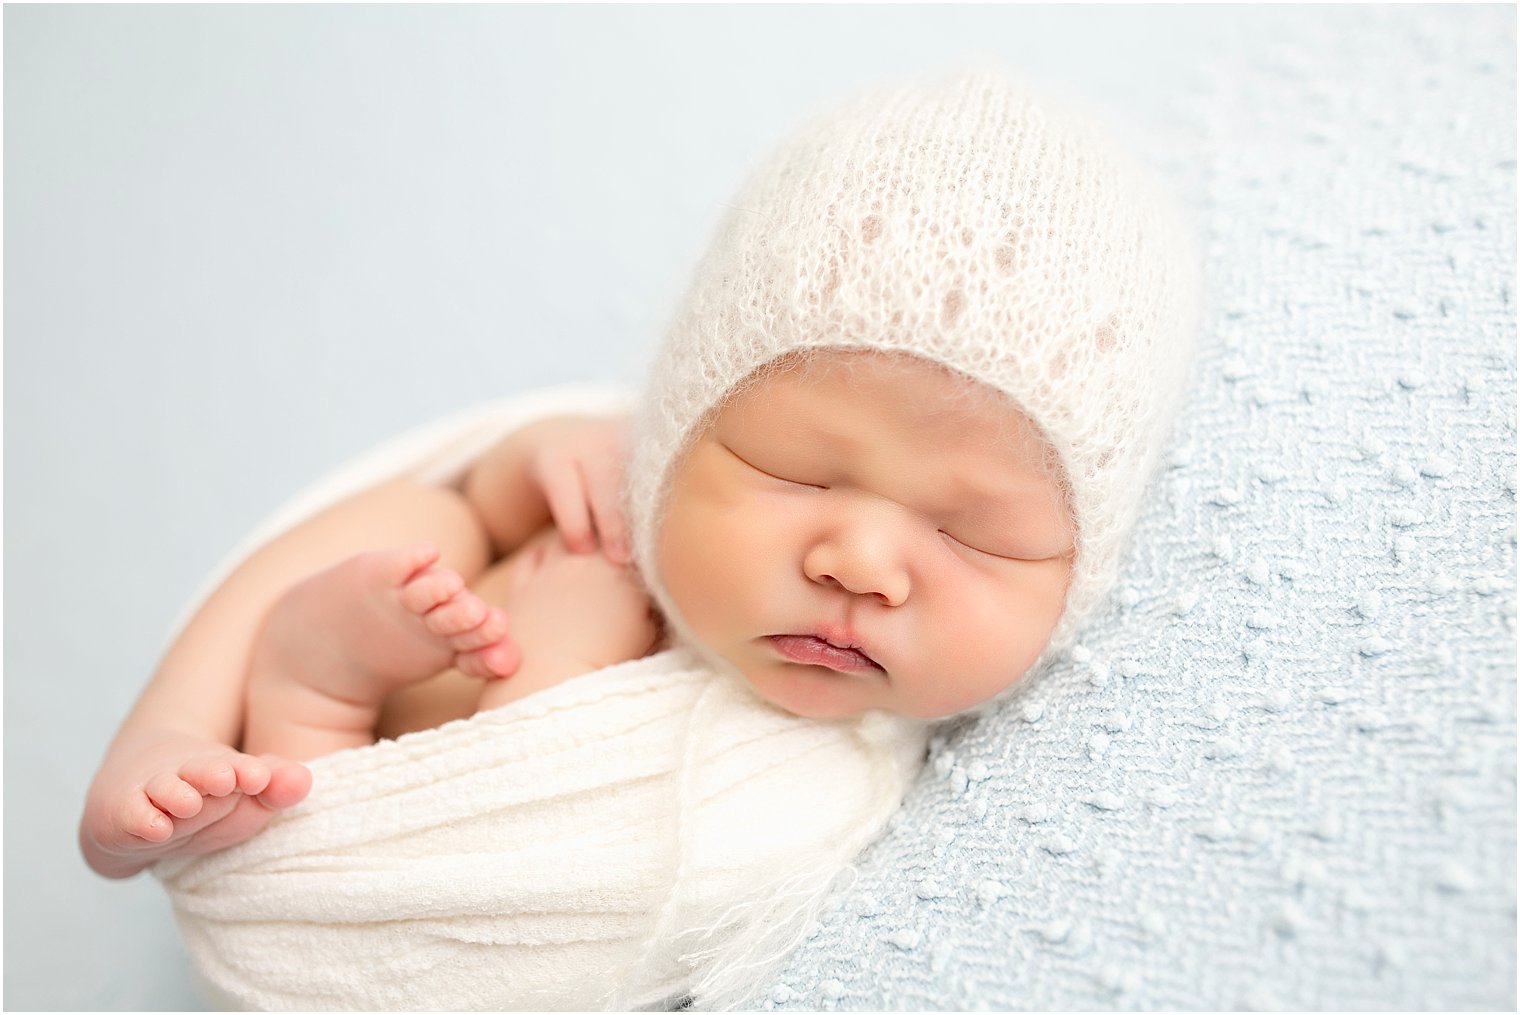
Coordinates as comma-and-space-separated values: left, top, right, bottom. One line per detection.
478, 531, 658, 709
520, 415, 632, 564
80, 731, 311, 879
509, 532, 658, 671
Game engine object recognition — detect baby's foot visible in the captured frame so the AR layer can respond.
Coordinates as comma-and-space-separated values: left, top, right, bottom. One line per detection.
81, 733, 312, 879
243, 544, 519, 759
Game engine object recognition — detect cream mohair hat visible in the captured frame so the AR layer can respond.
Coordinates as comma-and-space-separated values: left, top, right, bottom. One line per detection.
629, 69, 1200, 694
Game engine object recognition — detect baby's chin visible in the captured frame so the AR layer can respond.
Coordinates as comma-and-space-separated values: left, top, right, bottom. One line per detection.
750, 686, 873, 720
759, 678, 1023, 724
693, 637, 1038, 721
744, 677, 974, 726
733, 660, 894, 720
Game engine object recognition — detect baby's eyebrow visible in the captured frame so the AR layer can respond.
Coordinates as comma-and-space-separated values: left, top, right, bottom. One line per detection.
945, 475, 1043, 513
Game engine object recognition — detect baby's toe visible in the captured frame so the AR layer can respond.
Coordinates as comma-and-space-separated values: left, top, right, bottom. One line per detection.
179, 756, 238, 798
387, 542, 443, 584
255, 759, 313, 810
145, 772, 203, 820
454, 650, 496, 680
448, 607, 511, 652
121, 796, 175, 844
423, 594, 489, 637
457, 639, 520, 679
230, 754, 273, 796
399, 568, 465, 616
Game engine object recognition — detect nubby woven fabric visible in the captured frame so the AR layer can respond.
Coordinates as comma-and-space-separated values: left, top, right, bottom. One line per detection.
751, 7, 1517, 1010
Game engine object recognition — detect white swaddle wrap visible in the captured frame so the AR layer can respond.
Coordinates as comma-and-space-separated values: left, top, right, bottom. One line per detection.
154, 69, 1197, 1008
152, 386, 928, 1011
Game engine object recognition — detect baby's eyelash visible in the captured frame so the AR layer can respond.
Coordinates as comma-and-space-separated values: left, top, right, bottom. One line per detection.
722, 443, 825, 489
940, 529, 1018, 561
941, 529, 990, 554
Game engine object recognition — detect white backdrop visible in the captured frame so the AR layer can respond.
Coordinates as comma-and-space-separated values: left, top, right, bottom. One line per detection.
7, 5, 1301, 1009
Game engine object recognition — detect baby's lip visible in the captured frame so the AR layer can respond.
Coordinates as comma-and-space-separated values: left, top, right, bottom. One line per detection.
766, 632, 884, 674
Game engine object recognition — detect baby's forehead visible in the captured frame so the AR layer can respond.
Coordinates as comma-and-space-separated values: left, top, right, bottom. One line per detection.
715, 348, 1065, 481
730, 348, 1045, 432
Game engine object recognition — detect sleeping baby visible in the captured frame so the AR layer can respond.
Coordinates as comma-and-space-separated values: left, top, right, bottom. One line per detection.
80, 69, 1197, 1009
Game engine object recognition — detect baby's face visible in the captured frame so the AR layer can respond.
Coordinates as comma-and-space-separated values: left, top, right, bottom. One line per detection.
657, 350, 1074, 719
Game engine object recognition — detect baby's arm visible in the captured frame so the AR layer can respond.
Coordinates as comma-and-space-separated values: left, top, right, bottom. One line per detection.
463, 414, 633, 564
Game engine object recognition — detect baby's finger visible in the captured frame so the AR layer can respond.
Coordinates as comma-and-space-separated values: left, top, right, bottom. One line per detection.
144, 772, 204, 820
539, 456, 596, 553
584, 466, 630, 565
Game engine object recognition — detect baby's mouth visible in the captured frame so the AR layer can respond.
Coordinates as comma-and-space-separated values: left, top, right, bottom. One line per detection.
766, 634, 884, 674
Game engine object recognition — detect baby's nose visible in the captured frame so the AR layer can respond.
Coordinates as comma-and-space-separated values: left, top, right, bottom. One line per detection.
803, 525, 910, 607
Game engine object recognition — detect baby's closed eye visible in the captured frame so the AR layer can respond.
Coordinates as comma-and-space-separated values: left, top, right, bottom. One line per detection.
938, 527, 1045, 562
939, 528, 1013, 558
720, 442, 827, 490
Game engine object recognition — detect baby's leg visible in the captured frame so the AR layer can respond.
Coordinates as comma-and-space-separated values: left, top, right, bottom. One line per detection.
80, 737, 313, 879
82, 480, 498, 878
242, 544, 518, 761
374, 537, 550, 739
375, 529, 659, 738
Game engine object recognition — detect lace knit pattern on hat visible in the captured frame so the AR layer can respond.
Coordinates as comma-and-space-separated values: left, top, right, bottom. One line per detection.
629, 69, 1200, 668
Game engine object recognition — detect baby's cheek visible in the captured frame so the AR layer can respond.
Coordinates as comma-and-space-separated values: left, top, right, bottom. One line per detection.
919, 583, 1044, 714
659, 538, 710, 630
659, 512, 747, 642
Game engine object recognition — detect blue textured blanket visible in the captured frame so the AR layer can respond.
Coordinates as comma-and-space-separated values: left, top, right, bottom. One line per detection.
752, 7, 1517, 1009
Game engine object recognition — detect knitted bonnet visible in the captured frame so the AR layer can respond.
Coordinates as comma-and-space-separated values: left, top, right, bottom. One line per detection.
630, 69, 1200, 698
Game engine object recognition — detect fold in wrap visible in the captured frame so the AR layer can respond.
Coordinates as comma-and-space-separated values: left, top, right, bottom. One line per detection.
152, 387, 929, 1011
